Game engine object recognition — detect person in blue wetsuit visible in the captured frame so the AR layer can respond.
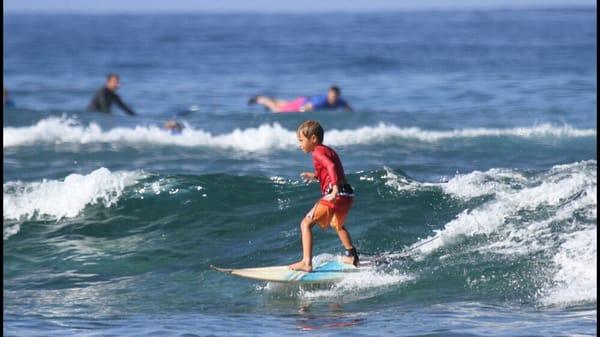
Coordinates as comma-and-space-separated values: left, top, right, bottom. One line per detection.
249, 86, 353, 113
304, 86, 353, 112
87, 73, 136, 116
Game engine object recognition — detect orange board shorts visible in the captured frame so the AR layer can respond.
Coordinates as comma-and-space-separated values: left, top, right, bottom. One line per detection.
305, 196, 353, 232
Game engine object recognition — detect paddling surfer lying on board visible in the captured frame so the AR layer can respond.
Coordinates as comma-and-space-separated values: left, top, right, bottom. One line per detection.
249, 86, 352, 113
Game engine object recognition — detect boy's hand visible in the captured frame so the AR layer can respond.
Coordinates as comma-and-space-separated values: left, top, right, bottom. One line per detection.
324, 184, 339, 201
300, 172, 316, 183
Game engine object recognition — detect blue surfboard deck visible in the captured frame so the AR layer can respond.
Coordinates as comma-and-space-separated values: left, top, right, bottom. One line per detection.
210, 260, 358, 284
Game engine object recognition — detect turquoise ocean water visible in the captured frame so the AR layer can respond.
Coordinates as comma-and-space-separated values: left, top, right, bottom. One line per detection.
3, 8, 597, 336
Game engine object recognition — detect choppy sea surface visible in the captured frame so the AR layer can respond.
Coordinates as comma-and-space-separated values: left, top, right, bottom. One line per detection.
3, 8, 597, 337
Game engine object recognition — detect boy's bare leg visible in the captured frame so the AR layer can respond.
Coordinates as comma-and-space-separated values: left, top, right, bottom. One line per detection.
337, 227, 357, 265
256, 96, 284, 112
289, 218, 314, 272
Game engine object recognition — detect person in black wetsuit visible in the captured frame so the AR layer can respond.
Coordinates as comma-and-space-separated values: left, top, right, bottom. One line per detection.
87, 73, 136, 115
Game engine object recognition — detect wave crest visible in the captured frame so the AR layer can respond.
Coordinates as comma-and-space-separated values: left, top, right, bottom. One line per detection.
381, 160, 597, 306
3, 168, 143, 239
4, 117, 596, 151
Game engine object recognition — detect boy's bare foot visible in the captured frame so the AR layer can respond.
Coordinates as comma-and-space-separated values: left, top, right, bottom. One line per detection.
289, 261, 313, 272
342, 255, 359, 267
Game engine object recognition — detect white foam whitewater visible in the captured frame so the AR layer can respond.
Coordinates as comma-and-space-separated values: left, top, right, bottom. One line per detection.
258, 254, 413, 303
382, 160, 597, 307
3, 167, 143, 239
3, 116, 596, 151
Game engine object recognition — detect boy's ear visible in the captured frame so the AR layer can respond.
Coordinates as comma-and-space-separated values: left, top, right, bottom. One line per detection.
310, 134, 319, 143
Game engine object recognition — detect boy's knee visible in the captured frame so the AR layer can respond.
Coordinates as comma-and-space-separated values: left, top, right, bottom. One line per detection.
300, 219, 313, 231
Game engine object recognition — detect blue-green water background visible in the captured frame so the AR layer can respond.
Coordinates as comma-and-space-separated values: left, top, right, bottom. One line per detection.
3, 8, 597, 337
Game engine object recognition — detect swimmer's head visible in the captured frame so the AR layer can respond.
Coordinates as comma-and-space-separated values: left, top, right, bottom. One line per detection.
327, 86, 341, 104
297, 120, 324, 152
106, 73, 121, 91
164, 120, 184, 132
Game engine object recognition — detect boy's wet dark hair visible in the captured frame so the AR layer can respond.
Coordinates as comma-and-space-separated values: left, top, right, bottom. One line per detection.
329, 86, 341, 96
106, 73, 120, 81
297, 120, 324, 143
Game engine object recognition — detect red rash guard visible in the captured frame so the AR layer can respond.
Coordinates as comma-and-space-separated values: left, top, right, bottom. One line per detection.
312, 144, 347, 195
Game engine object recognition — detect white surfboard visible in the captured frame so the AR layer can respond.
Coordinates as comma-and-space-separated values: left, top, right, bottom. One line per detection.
210, 260, 358, 283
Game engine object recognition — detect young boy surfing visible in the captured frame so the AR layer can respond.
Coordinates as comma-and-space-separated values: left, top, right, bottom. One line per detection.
289, 120, 359, 272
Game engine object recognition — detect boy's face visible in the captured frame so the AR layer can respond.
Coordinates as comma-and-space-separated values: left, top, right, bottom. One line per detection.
297, 132, 318, 153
